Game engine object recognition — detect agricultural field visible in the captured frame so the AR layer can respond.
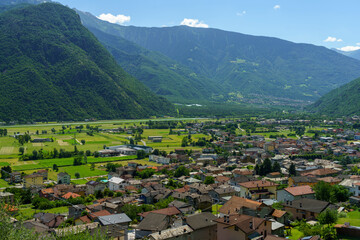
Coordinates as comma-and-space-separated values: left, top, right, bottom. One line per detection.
0, 118, 209, 184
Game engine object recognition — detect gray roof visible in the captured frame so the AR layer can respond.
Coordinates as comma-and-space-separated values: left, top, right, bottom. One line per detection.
98, 213, 131, 226
283, 198, 336, 213
137, 213, 168, 231
186, 212, 217, 230
57, 172, 69, 177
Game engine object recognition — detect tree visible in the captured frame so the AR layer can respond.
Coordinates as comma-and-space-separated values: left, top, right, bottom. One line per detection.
90, 163, 95, 171
330, 185, 350, 203
19, 147, 25, 155
289, 163, 296, 176
83, 155, 87, 164
73, 155, 83, 166
204, 176, 215, 185
181, 136, 188, 147
81, 139, 86, 145
75, 172, 80, 178
314, 181, 332, 202
321, 225, 338, 240
1, 166, 12, 179
174, 166, 190, 178
318, 209, 338, 225
53, 164, 58, 172
137, 150, 146, 159
272, 162, 281, 173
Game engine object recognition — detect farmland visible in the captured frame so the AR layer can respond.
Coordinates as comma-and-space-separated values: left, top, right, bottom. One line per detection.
0, 118, 209, 184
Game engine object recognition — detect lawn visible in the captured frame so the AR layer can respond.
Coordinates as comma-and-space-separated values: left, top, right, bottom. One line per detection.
11, 155, 138, 171
17, 206, 69, 221
286, 227, 303, 240
212, 204, 222, 215
71, 179, 88, 184
47, 165, 107, 180
337, 211, 360, 227
0, 179, 10, 188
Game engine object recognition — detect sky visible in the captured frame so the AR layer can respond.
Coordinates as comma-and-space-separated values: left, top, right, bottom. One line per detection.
54, 0, 360, 51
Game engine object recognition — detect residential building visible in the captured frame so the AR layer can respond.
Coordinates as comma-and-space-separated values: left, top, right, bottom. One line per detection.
283, 198, 337, 221
238, 180, 278, 200
86, 181, 106, 195
57, 172, 71, 185
277, 185, 315, 202
215, 214, 272, 240
24, 173, 43, 188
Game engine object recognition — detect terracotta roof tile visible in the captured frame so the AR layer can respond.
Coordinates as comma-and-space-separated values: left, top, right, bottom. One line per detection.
139, 206, 181, 218
272, 209, 286, 218
284, 185, 314, 196
219, 196, 263, 214
62, 192, 81, 199
239, 180, 278, 188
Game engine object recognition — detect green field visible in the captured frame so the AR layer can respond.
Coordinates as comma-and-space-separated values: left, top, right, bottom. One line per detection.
338, 211, 360, 226
0, 118, 209, 184
17, 205, 69, 221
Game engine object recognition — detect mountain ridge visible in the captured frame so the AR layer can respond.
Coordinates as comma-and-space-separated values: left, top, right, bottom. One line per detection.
79, 17, 360, 103
0, 3, 174, 122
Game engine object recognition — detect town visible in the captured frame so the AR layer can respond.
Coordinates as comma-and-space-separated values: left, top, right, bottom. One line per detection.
1, 116, 360, 240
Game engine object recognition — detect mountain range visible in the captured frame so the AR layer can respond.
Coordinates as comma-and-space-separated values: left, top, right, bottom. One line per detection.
77, 11, 360, 105
0, 3, 174, 122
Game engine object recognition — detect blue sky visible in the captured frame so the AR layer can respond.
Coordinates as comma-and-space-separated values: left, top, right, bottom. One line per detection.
55, 0, 360, 51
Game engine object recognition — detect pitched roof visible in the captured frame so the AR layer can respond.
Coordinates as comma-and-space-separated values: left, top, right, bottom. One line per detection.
137, 213, 169, 231
89, 210, 111, 219
239, 180, 278, 188
215, 214, 265, 234
283, 198, 335, 213
62, 192, 81, 199
219, 196, 263, 215
284, 185, 315, 196
186, 212, 217, 230
78, 215, 92, 224
98, 213, 131, 225
301, 168, 339, 177
138, 206, 181, 218
272, 209, 286, 218
290, 176, 318, 184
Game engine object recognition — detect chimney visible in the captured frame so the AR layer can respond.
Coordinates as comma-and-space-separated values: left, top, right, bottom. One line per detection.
249, 220, 253, 229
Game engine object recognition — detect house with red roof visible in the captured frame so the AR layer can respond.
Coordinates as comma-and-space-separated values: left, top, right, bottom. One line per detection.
238, 180, 279, 200
277, 185, 315, 202
62, 192, 81, 200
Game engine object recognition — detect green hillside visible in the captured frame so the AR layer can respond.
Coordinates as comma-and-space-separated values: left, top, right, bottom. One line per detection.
308, 76, 360, 116
77, 11, 221, 103
82, 21, 360, 103
0, 3, 174, 122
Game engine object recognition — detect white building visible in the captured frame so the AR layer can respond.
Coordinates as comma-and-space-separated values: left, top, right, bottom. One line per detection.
108, 177, 127, 191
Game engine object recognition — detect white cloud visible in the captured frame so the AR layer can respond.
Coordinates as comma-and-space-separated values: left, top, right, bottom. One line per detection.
180, 18, 209, 28
337, 46, 360, 52
357, 43, 360, 46
236, 11, 246, 16
273, 5, 280, 10
324, 36, 343, 42
97, 13, 130, 25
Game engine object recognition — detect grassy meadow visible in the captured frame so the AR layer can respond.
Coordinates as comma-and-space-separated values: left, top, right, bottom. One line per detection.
0, 118, 209, 183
